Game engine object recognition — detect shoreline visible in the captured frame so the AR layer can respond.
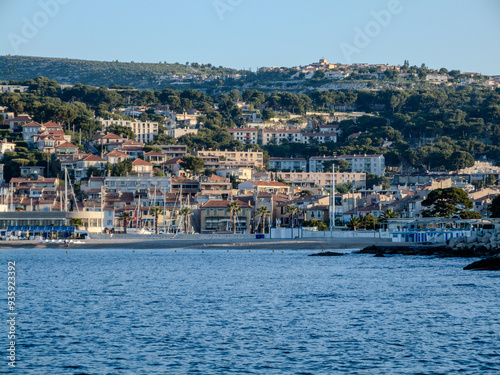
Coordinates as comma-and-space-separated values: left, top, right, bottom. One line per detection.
0, 237, 391, 251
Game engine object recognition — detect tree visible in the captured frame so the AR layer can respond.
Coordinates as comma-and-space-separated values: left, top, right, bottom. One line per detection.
380, 208, 398, 221
348, 216, 362, 231
490, 196, 500, 218
149, 207, 163, 234
120, 211, 132, 234
421, 187, 475, 218
107, 124, 136, 140
112, 159, 132, 176
255, 206, 271, 234
69, 218, 84, 229
285, 204, 299, 228
301, 219, 328, 231
180, 155, 205, 176
179, 206, 192, 233
446, 151, 474, 171
298, 190, 313, 197
228, 202, 242, 234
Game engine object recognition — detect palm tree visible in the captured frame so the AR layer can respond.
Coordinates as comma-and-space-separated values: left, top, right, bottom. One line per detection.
285, 204, 299, 228
120, 211, 132, 234
348, 216, 362, 231
255, 206, 271, 234
228, 201, 242, 234
179, 206, 193, 234
380, 208, 398, 231
149, 207, 164, 234
381, 208, 398, 221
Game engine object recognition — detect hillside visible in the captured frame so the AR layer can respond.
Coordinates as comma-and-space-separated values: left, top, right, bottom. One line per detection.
0, 55, 242, 90
3, 55, 494, 94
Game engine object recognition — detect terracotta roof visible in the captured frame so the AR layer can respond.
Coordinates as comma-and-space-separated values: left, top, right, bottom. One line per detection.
247, 180, 289, 187
55, 142, 79, 149
122, 140, 144, 146
162, 157, 182, 165
102, 133, 124, 139
83, 155, 107, 162
42, 121, 61, 128
227, 128, 258, 132
203, 199, 250, 208
208, 174, 227, 182
132, 158, 153, 166
106, 149, 129, 157
144, 151, 164, 156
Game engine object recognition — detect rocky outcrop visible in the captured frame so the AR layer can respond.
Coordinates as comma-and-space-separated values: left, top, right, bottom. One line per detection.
359, 240, 499, 258
446, 231, 500, 257
464, 256, 500, 271
309, 251, 344, 257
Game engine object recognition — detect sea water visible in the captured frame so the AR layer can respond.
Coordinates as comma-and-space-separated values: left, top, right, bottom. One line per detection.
1, 248, 499, 374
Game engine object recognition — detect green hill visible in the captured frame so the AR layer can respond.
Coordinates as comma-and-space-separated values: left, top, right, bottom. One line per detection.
0, 55, 242, 89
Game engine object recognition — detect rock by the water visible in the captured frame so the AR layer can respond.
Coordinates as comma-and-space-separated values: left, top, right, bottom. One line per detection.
309, 251, 344, 257
359, 242, 499, 258
463, 256, 500, 271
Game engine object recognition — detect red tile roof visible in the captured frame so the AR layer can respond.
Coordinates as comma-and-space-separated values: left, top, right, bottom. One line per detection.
106, 149, 129, 157
83, 155, 107, 162
132, 158, 153, 166
202, 199, 250, 208
55, 142, 79, 149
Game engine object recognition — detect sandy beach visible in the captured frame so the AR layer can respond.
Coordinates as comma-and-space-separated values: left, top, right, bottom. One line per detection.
0, 236, 391, 251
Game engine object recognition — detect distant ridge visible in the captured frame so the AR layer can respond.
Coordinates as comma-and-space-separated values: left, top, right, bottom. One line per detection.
0, 55, 241, 89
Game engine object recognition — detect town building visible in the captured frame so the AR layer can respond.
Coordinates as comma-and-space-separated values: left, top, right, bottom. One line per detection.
194, 149, 264, 168
269, 157, 307, 172
98, 118, 159, 143
275, 171, 366, 189
227, 128, 259, 145
200, 200, 252, 234
238, 180, 290, 194
309, 154, 385, 176
260, 129, 302, 145
104, 176, 171, 194
156, 144, 188, 159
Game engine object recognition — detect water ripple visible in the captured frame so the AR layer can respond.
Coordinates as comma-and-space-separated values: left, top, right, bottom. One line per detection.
1, 248, 499, 374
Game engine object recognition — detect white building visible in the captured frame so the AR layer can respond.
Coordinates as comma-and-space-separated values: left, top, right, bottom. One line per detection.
301, 132, 337, 144
276, 171, 366, 189
166, 128, 198, 138
269, 157, 307, 172
260, 129, 302, 145
0, 139, 16, 159
98, 118, 159, 143
104, 176, 171, 194
227, 128, 259, 145
22, 121, 44, 143
309, 154, 385, 176
0, 85, 29, 93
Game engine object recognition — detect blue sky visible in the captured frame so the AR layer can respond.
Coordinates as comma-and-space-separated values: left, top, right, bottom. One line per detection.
1, 0, 499, 75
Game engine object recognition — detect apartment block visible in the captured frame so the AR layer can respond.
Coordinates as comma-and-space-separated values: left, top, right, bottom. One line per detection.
227, 128, 259, 145
194, 149, 264, 168
309, 154, 385, 176
269, 157, 307, 172
98, 118, 159, 143
276, 171, 366, 189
